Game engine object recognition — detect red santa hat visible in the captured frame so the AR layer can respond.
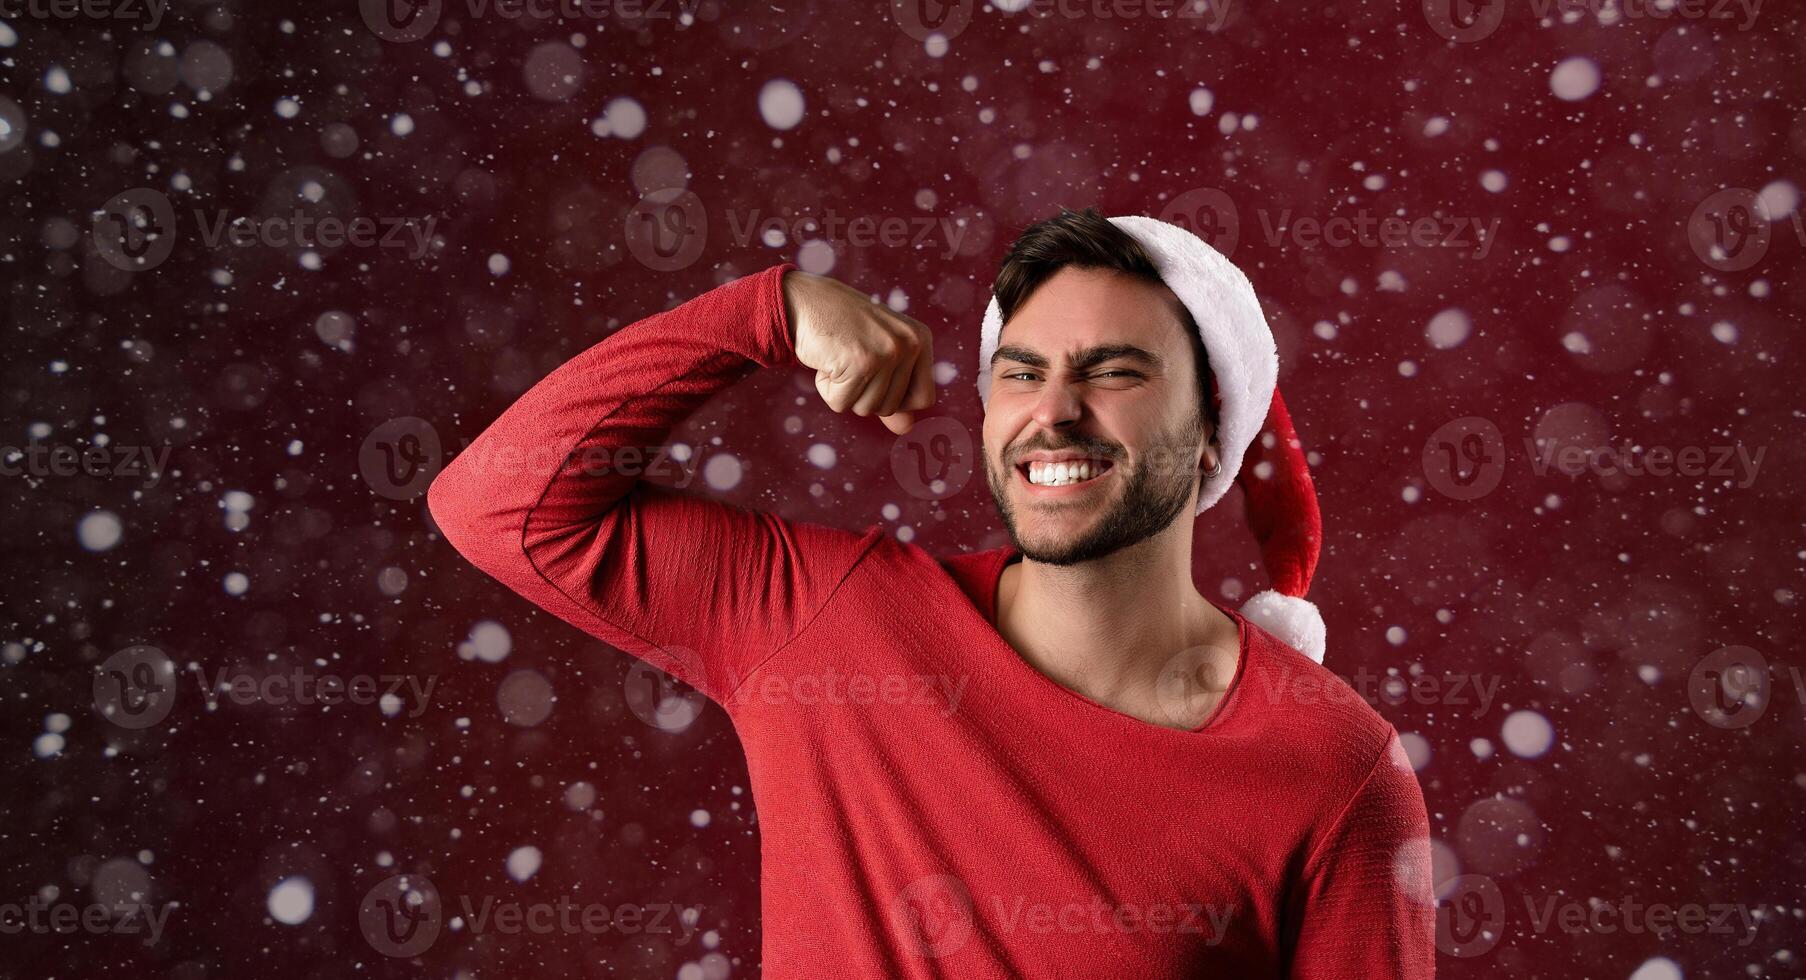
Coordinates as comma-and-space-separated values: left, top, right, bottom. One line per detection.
975, 214, 1327, 664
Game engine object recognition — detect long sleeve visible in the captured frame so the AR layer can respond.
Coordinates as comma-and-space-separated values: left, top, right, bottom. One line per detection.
426, 263, 882, 701
1285, 732, 1438, 979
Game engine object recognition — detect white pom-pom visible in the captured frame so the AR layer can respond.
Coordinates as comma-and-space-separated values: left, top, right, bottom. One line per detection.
1239, 590, 1326, 664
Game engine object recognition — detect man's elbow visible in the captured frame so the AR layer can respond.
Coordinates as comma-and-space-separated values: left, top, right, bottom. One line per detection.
426, 458, 488, 562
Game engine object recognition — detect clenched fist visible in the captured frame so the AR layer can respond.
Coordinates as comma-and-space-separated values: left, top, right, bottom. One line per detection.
783, 270, 937, 435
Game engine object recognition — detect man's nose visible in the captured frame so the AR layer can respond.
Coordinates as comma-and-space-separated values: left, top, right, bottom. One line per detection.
1031, 379, 1084, 430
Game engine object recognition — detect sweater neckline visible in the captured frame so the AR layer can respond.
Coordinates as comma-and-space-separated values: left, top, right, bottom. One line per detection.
973, 546, 1250, 735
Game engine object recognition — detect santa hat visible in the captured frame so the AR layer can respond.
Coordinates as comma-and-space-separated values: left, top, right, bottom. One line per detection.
975, 214, 1327, 664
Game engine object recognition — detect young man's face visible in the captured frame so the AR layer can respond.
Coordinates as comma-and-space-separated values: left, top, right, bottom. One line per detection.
982, 266, 1214, 566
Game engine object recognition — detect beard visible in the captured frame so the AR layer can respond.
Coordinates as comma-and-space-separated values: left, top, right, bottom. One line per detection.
984, 408, 1205, 567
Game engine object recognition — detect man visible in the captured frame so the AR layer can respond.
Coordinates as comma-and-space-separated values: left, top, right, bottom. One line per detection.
429, 207, 1436, 976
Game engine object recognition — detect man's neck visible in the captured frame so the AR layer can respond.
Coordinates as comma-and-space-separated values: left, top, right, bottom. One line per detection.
995, 526, 1240, 730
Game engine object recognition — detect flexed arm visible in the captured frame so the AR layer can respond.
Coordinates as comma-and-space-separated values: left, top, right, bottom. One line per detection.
427, 263, 936, 700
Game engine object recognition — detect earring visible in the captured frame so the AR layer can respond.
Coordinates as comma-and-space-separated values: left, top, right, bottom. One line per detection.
1202, 457, 1223, 479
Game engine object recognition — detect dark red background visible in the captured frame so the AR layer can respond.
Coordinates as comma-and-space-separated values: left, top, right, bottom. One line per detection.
3, 0, 1803, 977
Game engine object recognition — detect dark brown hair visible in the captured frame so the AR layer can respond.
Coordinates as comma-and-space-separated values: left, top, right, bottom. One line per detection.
991, 207, 1218, 433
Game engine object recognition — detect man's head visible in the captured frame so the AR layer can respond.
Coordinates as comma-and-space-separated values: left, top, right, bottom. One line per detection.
982, 207, 1222, 566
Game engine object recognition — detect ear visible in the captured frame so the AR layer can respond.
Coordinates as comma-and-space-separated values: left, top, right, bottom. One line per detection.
1199, 446, 1221, 474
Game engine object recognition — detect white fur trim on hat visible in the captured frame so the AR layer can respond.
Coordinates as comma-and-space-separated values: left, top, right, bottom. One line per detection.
1239, 589, 1326, 664
975, 214, 1277, 515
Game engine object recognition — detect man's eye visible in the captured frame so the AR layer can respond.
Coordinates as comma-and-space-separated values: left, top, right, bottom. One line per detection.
1003, 371, 1039, 381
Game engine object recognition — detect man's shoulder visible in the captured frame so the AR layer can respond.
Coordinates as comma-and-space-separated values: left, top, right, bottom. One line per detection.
1230, 621, 1407, 779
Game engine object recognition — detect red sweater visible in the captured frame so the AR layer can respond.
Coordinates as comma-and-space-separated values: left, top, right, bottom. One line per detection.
427, 264, 1437, 978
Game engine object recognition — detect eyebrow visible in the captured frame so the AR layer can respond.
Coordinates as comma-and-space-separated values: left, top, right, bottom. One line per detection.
990, 343, 1166, 372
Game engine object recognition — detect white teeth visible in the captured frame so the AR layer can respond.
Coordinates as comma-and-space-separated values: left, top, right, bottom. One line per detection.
1027, 460, 1101, 486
